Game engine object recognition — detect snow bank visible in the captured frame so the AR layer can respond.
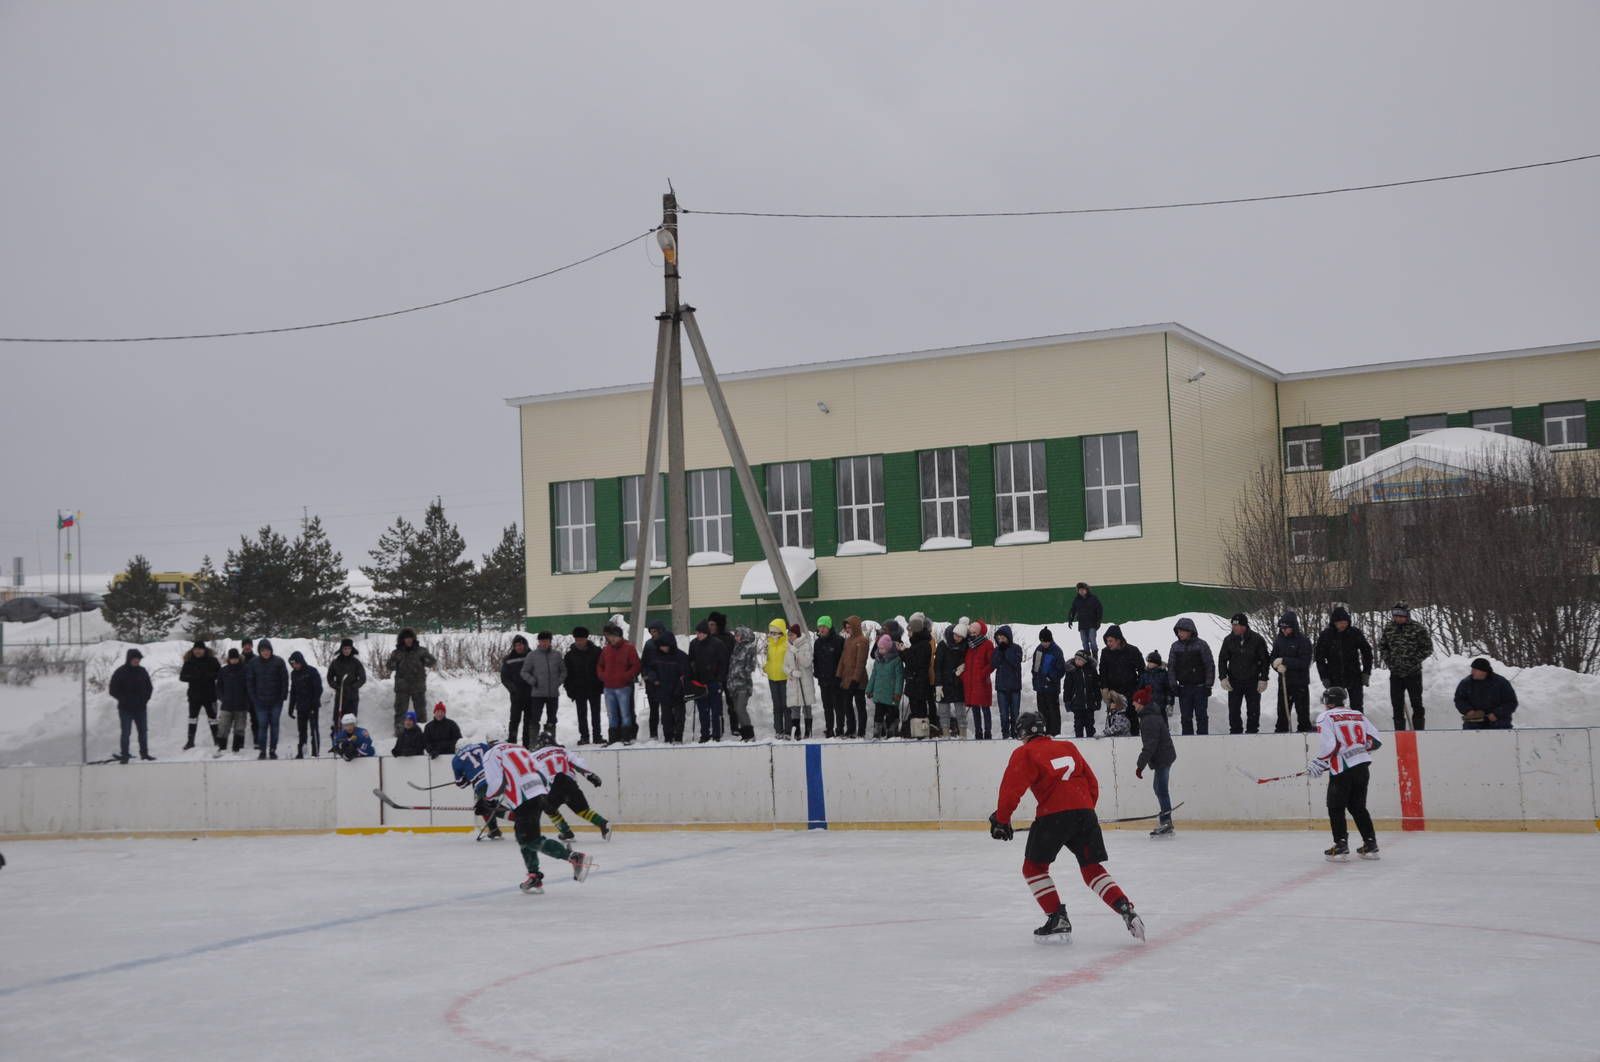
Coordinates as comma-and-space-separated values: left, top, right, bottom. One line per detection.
1329, 426, 1549, 498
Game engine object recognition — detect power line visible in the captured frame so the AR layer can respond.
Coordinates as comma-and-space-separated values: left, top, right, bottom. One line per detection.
0, 227, 657, 343
681, 151, 1600, 219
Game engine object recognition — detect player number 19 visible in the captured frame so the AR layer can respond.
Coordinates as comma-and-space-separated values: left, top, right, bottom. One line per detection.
1050, 755, 1076, 781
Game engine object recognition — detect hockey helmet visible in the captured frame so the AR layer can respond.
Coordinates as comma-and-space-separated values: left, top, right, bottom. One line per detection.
535, 730, 557, 749
483, 728, 504, 747
1322, 686, 1348, 708
1016, 712, 1048, 740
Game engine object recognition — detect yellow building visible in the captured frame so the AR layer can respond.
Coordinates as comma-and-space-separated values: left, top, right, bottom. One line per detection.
507, 326, 1600, 631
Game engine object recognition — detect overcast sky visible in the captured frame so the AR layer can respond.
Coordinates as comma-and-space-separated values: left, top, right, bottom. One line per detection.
2, 0, 1596, 579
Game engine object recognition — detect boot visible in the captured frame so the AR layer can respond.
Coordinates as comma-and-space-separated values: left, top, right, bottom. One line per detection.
804, 718, 813, 739
184, 723, 197, 751
209, 723, 221, 746
296, 747, 305, 760
742, 726, 755, 743
232, 734, 245, 753
1033, 907, 1072, 940
1114, 899, 1146, 941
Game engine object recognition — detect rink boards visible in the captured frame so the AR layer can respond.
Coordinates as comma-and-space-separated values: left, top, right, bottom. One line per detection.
1, 729, 1597, 836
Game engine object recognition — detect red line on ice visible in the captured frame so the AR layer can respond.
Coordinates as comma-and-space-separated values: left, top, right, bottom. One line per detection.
866, 863, 1338, 1062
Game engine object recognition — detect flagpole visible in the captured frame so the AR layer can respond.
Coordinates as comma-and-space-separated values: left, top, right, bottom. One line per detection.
75, 515, 83, 644
55, 513, 62, 645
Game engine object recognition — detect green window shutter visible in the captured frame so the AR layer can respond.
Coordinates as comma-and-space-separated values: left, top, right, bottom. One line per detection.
1326, 515, 1346, 562
731, 466, 765, 562
1511, 406, 1543, 443
1045, 437, 1082, 542
1319, 426, 1344, 472
593, 478, 621, 571
968, 444, 995, 547
547, 483, 559, 574
1588, 401, 1600, 450
811, 458, 837, 557
1379, 419, 1407, 449
1446, 412, 1471, 429
883, 451, 921, 553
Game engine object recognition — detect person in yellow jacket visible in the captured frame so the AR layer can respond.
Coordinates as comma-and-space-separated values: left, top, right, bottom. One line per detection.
765, 618, 790, 739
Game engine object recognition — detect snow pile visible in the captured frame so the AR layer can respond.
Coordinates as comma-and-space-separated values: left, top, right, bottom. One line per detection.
3, 612, 1596, 767
738, 547, 817, 598
1329, 427, 1549, 498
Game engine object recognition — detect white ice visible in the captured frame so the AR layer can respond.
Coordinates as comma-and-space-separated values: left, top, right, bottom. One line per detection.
2, 828, 1597, 1061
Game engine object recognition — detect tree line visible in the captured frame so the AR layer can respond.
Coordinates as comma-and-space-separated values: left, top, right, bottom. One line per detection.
100, 498, 526, 642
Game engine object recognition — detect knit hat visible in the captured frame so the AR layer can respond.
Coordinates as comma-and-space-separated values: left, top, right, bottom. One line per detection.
1076, 582, 1089, 590
970, 620, 987, 637
572, 626, 590, 639
1470, 657, 1493, 674
908, 611, 928, 633
695, 620, 710, 634
433, 702, 447, 715
1132, 687, 1153, 707
1038, 627, 1053, 643
1073, 650, 1089, 663
876, 634, 894, 653
1391, 603, 1411, 618
816, 615, 833, 630
1230, 613, 1249, 626
192, 639, 207, 650
339, 637, 355, 650
404, 711, 417, 721
951, 623, 969, 639
1146, 650, 1163, 665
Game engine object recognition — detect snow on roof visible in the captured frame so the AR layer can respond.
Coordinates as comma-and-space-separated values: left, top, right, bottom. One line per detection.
1328, 427, 1550, 498
738, 547, 817, 598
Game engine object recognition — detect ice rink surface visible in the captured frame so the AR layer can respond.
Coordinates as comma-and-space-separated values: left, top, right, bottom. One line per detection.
2, 827, 1597, 1061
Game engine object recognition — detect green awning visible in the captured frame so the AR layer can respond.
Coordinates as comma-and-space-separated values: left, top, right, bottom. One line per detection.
587, 574, 669, 608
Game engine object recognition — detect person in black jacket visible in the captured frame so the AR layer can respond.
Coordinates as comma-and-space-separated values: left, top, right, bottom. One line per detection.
707, 611, 737, 733
1454, 658, 1518, 729
1167, 618, 1216, 736
287, 651, 325, 759
1218, 614, 1271, 734
501, 635, 534, 746
903, 616, 937, 736
564, 627, 604, 745
648, 628, 691, 740
213, 648, 251, 755
812, 617, 846, 738
245, 639, 290, 759
178, 641, 221, 750
1098, 625, 1144, 736
1270, 611, 1314, 733
1063, 650, 1099, 738
109, 648, 155, 763
325, 638, 366, 738
934, 625, 967, 738
1314, 608, 1374, 712
423, 702, 463, 755
1133, 685, 1178, 837
392, 710, 426, 755
688, 620, 730, 742
1067, 582, 1104, 660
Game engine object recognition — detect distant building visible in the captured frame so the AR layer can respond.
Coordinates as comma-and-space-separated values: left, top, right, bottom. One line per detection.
506, 325, 1599, 631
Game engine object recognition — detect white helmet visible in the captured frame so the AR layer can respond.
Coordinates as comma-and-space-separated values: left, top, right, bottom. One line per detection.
341, 713, 357, 726
483, 728, 504, 747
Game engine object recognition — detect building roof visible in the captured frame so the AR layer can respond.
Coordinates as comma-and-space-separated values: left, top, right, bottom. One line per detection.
503, 325, 1599, 408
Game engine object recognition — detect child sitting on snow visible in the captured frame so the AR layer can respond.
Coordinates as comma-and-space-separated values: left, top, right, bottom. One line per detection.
1102, 690, 1132, 737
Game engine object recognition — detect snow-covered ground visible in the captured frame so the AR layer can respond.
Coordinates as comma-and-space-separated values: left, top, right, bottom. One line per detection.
2, 612, 1597, 766
1, 829, 1596, 1060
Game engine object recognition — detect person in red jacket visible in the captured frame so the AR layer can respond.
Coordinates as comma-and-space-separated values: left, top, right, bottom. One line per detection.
962, 620, 996, 740
597, 623, 643, 745
990, 712, 1146, 941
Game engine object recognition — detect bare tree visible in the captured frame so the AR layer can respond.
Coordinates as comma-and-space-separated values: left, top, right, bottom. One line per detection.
1222, 464, 1343, 633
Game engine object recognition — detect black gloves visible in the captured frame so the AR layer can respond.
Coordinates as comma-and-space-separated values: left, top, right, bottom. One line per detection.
586, 773, 602, 787
988, 812, 1014, 841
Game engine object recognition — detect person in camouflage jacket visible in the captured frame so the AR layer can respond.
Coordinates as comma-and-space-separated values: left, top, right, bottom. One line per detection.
1378, 603, 1433, 731
725, 626, 761, 742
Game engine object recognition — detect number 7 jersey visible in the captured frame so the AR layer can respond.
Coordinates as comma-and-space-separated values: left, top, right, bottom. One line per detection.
996, 737, 1101, 824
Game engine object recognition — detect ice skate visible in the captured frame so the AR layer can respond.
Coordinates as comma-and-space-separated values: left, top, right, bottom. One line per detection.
599, 822, 613, 841
519, 872, 544, 894
1325, 841, 1350, 862
569, 851, 594, 881
1357, 840, 1380, 861
557, 827, 576, 842
486, 823, 503, 840
1114, 899, 1146, 942
1032, 907, 1072, 942
1150, 822, 1175, 839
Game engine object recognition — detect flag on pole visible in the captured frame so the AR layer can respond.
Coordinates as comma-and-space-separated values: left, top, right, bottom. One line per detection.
57, 512, 75, 530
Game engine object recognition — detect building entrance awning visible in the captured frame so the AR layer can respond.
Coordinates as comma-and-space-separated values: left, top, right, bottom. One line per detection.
587, 574, 669, 609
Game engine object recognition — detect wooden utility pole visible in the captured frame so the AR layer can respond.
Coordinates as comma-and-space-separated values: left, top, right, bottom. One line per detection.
662, 192, 691, 635
628, 314, 670, 648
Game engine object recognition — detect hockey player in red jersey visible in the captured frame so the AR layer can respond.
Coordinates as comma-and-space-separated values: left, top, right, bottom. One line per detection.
481, 740, 594, 893
990, 712, 1145, 941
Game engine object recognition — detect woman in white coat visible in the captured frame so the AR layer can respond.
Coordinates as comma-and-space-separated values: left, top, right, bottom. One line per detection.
784, 623, 818, 740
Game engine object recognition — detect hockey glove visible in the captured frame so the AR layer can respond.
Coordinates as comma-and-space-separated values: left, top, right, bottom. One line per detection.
988, 813, 1014, 841
1306, 759, 1328, 779
586, 772, 602, 787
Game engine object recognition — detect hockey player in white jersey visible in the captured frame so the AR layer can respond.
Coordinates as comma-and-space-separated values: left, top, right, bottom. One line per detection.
481, 740, 594, 893
532, 730, 613, 841
1306, 686, 1382, 861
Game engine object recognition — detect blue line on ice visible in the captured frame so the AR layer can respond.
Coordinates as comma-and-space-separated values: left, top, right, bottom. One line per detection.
0, 837, 760, 999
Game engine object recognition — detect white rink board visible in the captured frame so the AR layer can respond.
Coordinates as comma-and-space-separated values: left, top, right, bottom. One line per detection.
614, 745, 776, 824
819, 742, 939, 822
1515, 729, 1596, 821
204, 760, 335, 831
80, 762, 207, 832
333, 755, 382, 829
1167, 733, 1315, 822
1414, 730, 1523, 820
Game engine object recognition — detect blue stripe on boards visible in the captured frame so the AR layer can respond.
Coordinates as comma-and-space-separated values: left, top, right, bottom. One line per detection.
805, 743, 827, 830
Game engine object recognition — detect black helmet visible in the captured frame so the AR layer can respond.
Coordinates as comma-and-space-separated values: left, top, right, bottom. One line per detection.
1322, 686, 1348, 708
1016, 712, 1048, 740
535, 730, 557, 749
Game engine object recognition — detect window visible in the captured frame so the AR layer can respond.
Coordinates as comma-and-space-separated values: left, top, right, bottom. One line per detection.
1544, 401, 1587, 450
1283, 426, 1322, 471
994, 441, 1048, 542
1083, 432, 1142, 538
552, 480, 596, 573
620, 474, 666, 567
1288, 516, 1327, 563
918, 448, 970, 548
765, 462, 813, 551
1472, 408, 1512, 436
835, 455, 885, 554
687, 469, 732, 562
1408, 414, 1448, 438
1343, 421, 1380, 464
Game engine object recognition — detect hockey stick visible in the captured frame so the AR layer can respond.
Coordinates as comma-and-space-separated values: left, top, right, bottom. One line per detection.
1103, 801, 1186, 824
408, 779, 458, 791
1233, 765, 1310, 785
371, 788, 478, 812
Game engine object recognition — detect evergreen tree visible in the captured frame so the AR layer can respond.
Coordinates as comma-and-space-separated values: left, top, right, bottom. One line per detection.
361, 516, 421, 631
101, 555, 183, 642
230, 526, 297, 634
477, 524, 526, 631
410, 498, 476, 630
288, 516, 353, 636
185, 554, 239, 639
